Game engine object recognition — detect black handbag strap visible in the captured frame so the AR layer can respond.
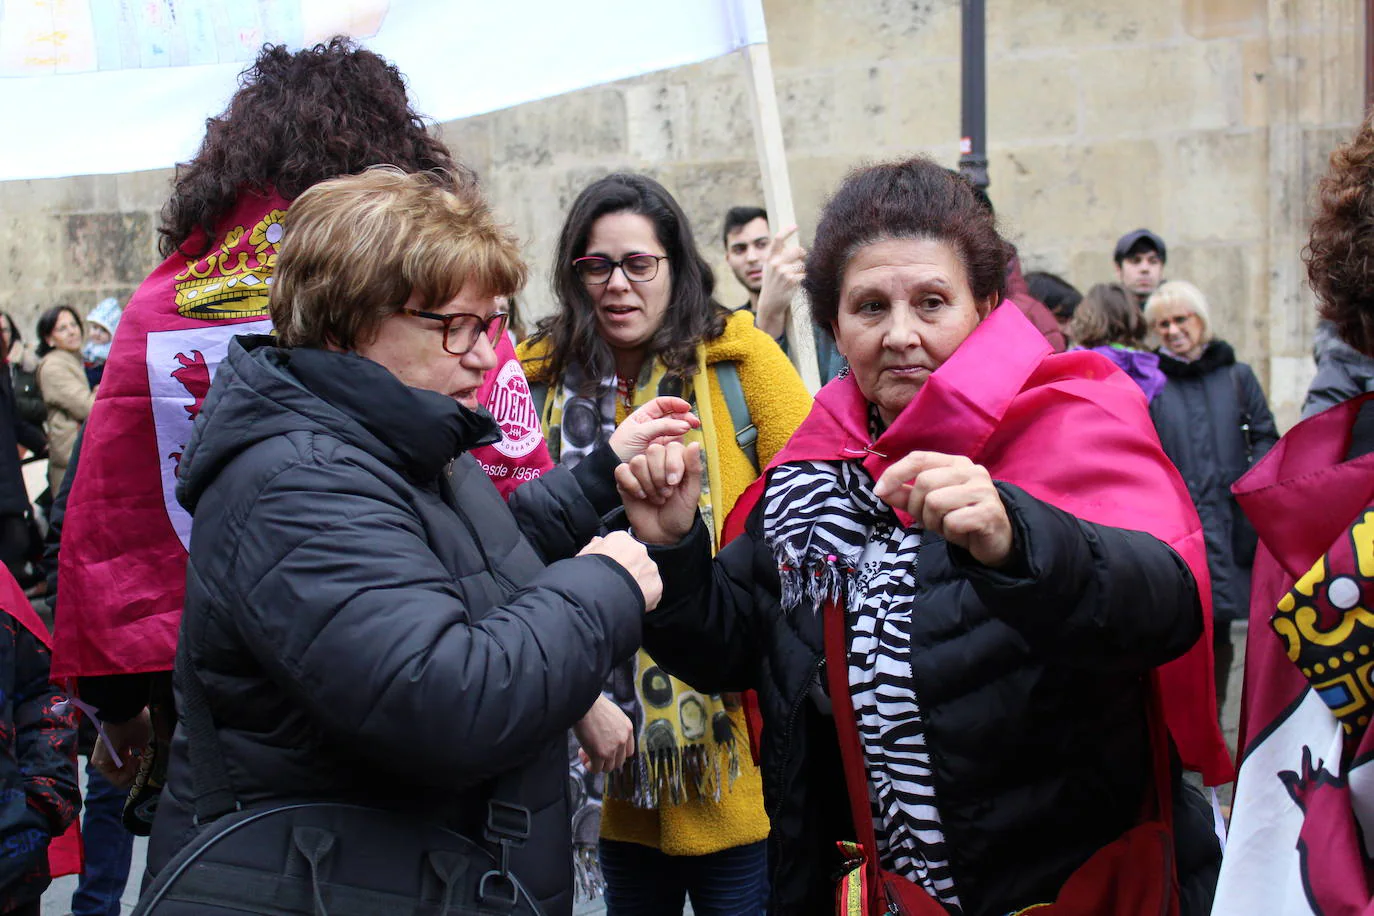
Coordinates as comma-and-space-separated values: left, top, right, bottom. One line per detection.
175, 621, 535, 902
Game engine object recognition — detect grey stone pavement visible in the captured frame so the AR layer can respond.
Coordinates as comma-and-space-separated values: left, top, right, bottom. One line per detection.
42, 623, 1248, 915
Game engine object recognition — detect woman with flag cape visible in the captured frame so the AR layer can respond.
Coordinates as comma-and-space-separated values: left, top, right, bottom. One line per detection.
1211, 110, 1374, 916
613, 158, 1230, 915
51, 40, 468, 798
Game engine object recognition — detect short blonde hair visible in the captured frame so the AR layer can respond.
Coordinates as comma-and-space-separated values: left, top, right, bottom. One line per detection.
271, 167, 526, 350
1143, 280, 1213, 346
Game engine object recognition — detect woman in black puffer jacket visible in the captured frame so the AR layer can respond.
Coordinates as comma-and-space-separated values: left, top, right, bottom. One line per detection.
1145, 280, 1279, 710
617, 159, 1228, 916
146, 169, 696, 916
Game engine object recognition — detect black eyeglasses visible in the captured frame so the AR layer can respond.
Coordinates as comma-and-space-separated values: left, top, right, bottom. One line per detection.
573, 254, 667, 285
401, 308, 508, 355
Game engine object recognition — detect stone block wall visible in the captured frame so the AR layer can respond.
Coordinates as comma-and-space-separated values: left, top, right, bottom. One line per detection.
0, 0, 1362, 426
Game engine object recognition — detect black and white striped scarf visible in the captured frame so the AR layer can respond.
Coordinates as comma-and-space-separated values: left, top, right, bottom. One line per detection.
763, 460, 962, 912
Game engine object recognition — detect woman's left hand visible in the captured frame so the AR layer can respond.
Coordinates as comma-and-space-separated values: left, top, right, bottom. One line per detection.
873, 451, 1014, 569
609, 396, 700, 461
573, 694, 636, 774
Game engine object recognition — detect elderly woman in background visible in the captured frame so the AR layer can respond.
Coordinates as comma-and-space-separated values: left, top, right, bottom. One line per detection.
1071, 282, 1165, 401
618, 157, 1230, 916
1144, 281, 1279, 712
35, 305, 94, 495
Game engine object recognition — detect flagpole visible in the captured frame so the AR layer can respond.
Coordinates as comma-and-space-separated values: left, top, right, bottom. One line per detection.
738, 38, 822, 393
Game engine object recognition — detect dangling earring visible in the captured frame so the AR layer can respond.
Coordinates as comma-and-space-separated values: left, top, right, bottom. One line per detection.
837, 358, 850, 379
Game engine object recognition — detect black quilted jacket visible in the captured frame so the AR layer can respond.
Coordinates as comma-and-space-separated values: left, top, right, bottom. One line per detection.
0, 611, 79, 911
644, 483, 1221, 916
146, 337, 643, 916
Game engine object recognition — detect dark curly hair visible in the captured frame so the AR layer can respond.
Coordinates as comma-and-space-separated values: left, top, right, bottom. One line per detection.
1304, 116, 1374, 356
530, 173, 729, 391
158, 37, 456, 258
803, 157, 1011, 329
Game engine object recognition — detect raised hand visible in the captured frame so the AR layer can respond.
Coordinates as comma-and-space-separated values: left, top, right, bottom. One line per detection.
609, 396, 700, 461
615, 441, 702, 546
755, 225, 807, 339
873, 451, 1013, 569
578, 530, 663, 611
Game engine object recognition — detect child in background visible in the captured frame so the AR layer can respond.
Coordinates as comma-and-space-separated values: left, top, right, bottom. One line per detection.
1072, 281, 1166, 402
82, 298, 123, 388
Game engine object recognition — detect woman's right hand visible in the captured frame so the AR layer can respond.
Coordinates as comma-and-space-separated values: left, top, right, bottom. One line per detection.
579, 531, 663, 612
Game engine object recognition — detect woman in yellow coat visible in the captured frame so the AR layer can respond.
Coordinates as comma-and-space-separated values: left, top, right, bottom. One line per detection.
519, 173, 812, 912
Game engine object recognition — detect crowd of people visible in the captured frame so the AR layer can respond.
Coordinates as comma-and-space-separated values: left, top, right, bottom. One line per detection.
1, 34, 1371, 916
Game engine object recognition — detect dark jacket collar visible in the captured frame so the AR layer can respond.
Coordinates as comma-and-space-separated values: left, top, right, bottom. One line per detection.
1156, 339, 1236, 378
177, 335, 499, 513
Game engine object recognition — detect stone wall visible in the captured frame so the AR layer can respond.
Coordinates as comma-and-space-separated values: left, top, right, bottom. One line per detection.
0, 0, 1362, 426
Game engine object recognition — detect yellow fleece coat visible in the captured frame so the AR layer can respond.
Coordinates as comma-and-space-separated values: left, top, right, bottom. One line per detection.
519, 309, 812, 856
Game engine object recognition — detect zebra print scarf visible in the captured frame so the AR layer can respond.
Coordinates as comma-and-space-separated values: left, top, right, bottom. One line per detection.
762, 458, 962, 911
762, 459, 892, 615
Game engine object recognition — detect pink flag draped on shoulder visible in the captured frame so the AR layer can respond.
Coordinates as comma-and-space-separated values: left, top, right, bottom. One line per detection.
51, 191, 285, 680
1213, 392, 1374, 915
725, 303, 1233, 785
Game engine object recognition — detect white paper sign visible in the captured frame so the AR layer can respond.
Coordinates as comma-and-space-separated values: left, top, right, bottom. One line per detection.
0, 0, 768, 181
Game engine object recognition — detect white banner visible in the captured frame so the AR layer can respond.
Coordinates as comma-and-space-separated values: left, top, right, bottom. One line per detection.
0, 0, 767, 181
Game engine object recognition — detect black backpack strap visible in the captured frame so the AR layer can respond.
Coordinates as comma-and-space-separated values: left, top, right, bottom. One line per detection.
715, 361, 759, 474
174, 630, 241, 825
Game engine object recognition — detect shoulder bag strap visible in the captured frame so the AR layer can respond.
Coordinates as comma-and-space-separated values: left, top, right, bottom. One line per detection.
714, 361, 759, 473
823, 600, 945, 916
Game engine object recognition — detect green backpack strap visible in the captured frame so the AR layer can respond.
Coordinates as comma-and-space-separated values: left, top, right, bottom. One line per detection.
529, 380, 549, 425
714, 361, 759, 474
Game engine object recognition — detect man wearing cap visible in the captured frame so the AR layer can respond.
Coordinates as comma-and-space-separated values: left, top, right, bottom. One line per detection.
1114, 229, 1167, 308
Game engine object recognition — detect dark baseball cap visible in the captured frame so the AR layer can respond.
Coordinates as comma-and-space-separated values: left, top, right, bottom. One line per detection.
1113, 229, 1167, 264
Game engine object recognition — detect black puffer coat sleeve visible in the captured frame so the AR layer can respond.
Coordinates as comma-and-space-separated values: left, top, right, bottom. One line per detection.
506, 442, 622, 564
215, 456, 644, 790
950, 483, 1203, 671
642, 515, 766, 694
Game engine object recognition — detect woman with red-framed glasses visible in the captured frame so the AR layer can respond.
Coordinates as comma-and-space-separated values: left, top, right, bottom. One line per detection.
518, 173, 812, 914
